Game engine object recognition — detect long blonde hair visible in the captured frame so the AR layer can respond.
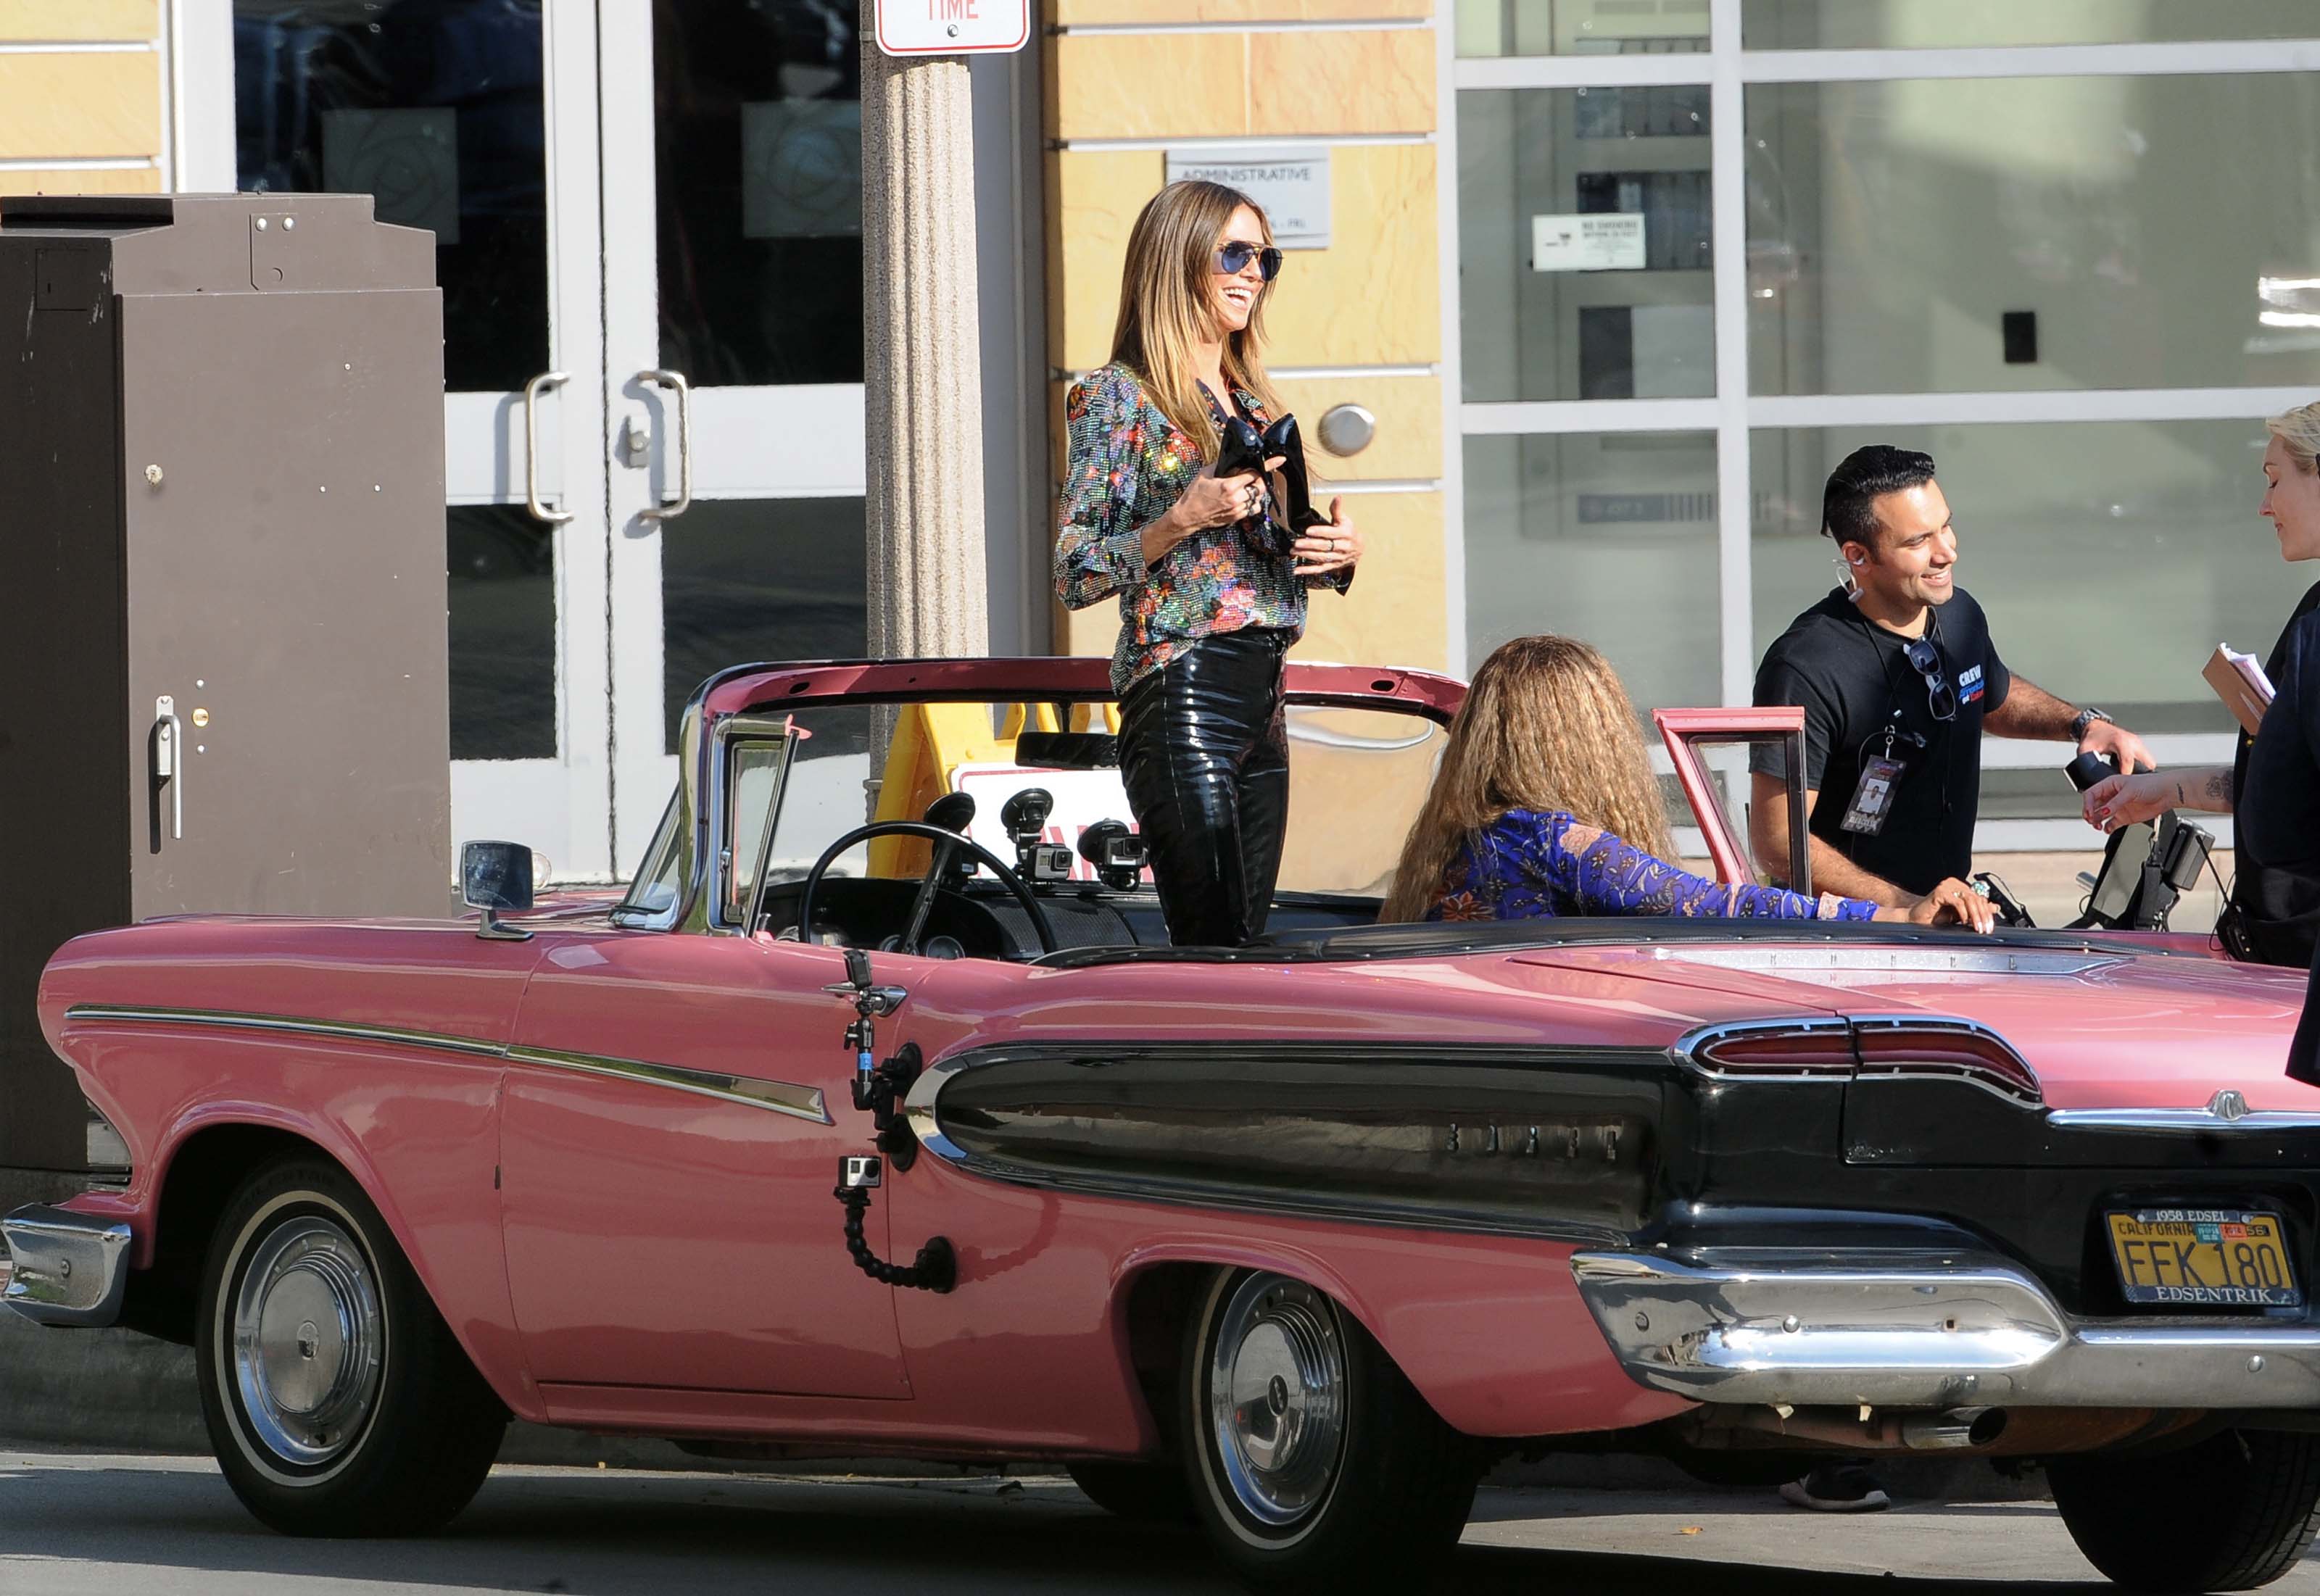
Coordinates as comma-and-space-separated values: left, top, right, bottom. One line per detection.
2270, 399, 2320, 474
1109, 180, 1285, 461
1381, 635, 1674, 922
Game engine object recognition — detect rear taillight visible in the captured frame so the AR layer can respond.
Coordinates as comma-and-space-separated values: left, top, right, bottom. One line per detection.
1680, 1015, 2041, 1105
1685, 1019, 1856, 1078
1851, 1017, 2042, 1105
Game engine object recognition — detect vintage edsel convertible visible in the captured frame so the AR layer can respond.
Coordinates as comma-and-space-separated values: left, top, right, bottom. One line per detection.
11, 656, 2320, 1594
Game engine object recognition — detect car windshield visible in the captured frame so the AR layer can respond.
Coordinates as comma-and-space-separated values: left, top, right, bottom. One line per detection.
616, 684, 1750, 940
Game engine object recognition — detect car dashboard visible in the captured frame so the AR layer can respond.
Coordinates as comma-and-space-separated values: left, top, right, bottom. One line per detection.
753, 876, 1381, 959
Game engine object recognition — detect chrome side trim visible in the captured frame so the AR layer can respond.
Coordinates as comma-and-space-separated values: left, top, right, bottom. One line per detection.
902, 1039, 974, 1165
505, 1046, 829, 1123
61, 1005, 829, 1125
65, 1004, 508, 1059
3, 1205, 132, 1327
1662, 947, 2121, 978
2047, 1106, 2320, 1134
1573, 1250, 2320, 1410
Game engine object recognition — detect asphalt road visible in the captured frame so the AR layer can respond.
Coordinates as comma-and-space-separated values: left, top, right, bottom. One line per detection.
7, 1452, 2319, 1595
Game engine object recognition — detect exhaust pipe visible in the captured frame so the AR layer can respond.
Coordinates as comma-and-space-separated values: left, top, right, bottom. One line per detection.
1900, 1406, 2007, 1450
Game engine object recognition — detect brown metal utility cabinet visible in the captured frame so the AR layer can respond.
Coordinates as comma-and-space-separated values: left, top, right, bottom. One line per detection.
0, 193, 451, 1177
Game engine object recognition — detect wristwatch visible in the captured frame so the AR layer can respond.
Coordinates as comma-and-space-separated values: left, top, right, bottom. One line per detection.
2069, 707, 2113, 741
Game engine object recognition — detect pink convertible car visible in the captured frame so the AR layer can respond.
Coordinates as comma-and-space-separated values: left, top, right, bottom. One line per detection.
11, 656, 2320, 1595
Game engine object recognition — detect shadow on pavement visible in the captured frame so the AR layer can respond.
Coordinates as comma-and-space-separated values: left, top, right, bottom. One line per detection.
0, 1460, 2136, 1596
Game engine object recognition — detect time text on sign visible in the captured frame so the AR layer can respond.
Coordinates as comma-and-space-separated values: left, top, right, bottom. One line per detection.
876, 0, 1030, 55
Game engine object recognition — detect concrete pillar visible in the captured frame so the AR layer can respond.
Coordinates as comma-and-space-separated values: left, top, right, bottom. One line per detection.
861, 43, 988, 663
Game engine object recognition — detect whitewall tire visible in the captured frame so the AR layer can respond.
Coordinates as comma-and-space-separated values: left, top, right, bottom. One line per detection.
195, 1157, 506, 1537
1180, 1268, 1477, 1593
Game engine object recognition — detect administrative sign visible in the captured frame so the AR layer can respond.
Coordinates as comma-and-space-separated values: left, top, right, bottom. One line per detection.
1532, 212, 1646, 272
1164, 151, 1330, 249
875, 0, 1029, 55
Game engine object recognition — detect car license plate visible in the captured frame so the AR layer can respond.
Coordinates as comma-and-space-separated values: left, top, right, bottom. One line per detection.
2105, 1209, 2302, 1307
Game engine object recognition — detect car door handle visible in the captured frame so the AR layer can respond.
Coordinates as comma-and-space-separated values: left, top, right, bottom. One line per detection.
153, 694, 182, 841
522, 371, 573, 525
635, 370, 694, 523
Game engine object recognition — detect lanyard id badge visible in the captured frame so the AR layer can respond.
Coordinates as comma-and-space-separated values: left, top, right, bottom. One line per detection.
1841, 739, 1907, 836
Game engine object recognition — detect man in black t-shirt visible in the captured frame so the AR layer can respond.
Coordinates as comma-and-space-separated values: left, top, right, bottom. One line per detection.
1749, 446, 2153, 905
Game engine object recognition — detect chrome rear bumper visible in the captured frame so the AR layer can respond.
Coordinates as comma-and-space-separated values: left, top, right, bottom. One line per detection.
2, 1205, 131, 1328
1573, 1250, 2320, 1410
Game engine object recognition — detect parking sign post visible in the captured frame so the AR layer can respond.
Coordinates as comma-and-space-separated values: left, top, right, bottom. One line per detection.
860, 0, 1027, 710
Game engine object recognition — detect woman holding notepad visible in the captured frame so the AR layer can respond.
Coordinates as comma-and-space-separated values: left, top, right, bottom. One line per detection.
2084, 399, 2320, 967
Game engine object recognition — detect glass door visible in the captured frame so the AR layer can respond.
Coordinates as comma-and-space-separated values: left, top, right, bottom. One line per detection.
597, 0, 871, 873
232, 0, 617, 878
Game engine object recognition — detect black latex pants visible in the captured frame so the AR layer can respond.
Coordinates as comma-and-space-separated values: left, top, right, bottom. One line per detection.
1117, 628, 1291, 947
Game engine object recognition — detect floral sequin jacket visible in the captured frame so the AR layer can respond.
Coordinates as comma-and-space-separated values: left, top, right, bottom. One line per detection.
1053, 362, 1352, 696
1425, 809, 1878, 923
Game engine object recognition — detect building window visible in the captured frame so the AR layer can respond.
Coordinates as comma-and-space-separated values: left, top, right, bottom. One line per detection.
1459, 88, 1715, 402
1742, 0, 2320, 50
1449, 12, 2319, 852
232, 0, 548, 396
660, 497, 868, 750
1458, 0, 1710, 60
1746, 74, 2320, 396
1465, 431, 1720, 715
1751, 419, 2296, 738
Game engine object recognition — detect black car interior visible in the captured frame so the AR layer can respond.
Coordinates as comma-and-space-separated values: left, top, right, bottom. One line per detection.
753, 781, 1380, 960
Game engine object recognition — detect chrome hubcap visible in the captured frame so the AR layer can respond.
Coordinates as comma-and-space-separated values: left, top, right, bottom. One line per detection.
1207, 1275, 1347, 1527
231, 1214, 383, 1467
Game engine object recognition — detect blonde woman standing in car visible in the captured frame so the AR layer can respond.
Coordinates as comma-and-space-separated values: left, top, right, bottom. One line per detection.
1054, 180, 1362, 947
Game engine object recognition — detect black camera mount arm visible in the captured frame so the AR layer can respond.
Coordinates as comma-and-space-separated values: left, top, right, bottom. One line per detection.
835, 1155, 955, 1294
823, 945, 909, 1109
824, 954, 957, 1294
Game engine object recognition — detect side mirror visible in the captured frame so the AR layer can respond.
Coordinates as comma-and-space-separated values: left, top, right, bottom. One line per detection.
460, 839, 535, 941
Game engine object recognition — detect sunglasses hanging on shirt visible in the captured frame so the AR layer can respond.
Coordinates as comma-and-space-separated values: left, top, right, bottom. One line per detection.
1902, 635, 1958, 723
1214, 241, 1284, 281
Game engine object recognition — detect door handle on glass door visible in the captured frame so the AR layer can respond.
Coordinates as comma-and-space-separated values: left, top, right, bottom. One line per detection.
522, 371, 573, 525
154, 694, 182, 841
635, 370, 694, 523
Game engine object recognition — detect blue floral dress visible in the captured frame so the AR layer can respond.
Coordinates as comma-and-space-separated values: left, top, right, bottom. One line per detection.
1425, 809, 1878, 923
1053, 362, 1353, 696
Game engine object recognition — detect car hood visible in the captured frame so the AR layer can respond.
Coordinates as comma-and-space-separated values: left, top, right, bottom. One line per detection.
1509, 942, 2315, 1113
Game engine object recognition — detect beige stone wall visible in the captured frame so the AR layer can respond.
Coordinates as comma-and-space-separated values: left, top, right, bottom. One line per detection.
0, 1, 165, 196
1043, 0, 1448, 676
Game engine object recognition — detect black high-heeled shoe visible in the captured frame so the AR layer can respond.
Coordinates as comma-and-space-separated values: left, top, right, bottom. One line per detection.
1214, 417, 1293, 552
1261, 414, 1330, 535
1213, 415, 1268, 481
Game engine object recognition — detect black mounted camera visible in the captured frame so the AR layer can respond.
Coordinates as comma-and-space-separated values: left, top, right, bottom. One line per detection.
2065, 752, 2213, 931
1078, 819, 1148, 891
999, 787, 1074, 883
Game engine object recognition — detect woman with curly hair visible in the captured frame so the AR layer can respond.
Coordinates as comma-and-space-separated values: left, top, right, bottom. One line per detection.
1381, 633, 1992, 929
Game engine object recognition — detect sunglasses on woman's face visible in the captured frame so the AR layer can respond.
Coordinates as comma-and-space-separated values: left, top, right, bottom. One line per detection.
1903, 636, 1958, 723
1214, 241, 1283, 282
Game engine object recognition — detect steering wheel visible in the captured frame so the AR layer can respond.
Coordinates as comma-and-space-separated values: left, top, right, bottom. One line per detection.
794, 820, 1058, 957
